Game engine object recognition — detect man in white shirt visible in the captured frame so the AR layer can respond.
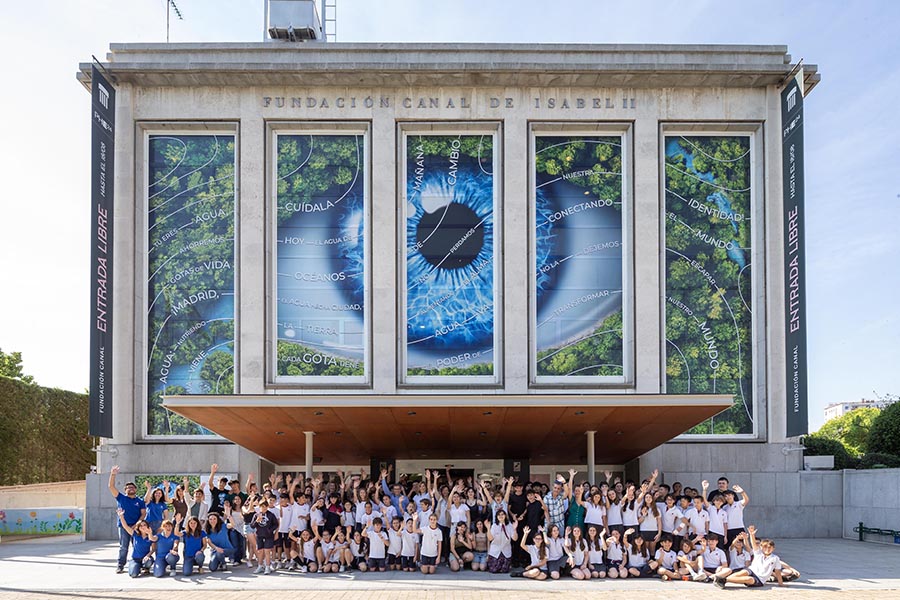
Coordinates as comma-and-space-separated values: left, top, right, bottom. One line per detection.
725, 484, 749, 546
714, 525, 785, 588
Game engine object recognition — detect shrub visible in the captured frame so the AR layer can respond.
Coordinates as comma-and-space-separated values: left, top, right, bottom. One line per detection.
857, 452, 900, 469
802, 434, 856, 470
868, 402, 900, 456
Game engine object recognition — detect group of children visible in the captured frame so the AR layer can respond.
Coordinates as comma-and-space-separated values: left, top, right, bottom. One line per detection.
109, 464, 799, 588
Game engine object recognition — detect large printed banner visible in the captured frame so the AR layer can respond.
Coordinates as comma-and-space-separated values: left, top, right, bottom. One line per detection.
89, 65, 115, 438
403, 134, 497, 379
147, 134, 236, 436
664, 135, 754, 435
533, 135, 624, 380
275, 134, 367, 379
782, 71, 809, 437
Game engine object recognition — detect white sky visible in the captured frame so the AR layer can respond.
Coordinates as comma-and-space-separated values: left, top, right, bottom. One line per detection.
0, 0, 897, 431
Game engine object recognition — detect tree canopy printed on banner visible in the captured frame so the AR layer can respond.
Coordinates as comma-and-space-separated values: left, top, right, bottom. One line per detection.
275, 134, 366, 377
664, 135, 753, 435
534, 136, 624, 378
147, 135, 235, 436
405, 134, 495, 377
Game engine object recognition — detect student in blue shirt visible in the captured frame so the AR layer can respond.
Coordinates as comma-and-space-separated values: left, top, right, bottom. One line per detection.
109, 465, 147, 574
176, 516, 208, 575
153, 518, 180, 577
143, 482, 169, 533
205, 512, 237, 571
117, 509, 155, 577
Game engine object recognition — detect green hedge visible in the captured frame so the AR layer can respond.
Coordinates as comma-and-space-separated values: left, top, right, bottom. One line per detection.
0, 375, 94, 485
802, 434, 856, 470
857, 452, 900, 469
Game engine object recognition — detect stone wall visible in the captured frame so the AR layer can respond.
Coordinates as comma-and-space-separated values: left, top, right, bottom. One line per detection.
843, 468, 900, 544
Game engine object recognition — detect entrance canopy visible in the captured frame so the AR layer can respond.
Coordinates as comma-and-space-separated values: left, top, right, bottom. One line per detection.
163, 394, 732, 465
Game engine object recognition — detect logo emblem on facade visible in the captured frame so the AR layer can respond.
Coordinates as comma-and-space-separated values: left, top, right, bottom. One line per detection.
98, 83, 110, 110
786, 86, 797, 112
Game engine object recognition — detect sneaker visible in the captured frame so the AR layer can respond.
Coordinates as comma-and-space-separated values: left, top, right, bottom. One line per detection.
254, 565, 265, 574
287, 562, 295, 571
299, 565, 308, 573
275, 560, 282, 569
264, 566, 273, 575
116, 566, 124, 574
247, 561, 255, 569
339, 565, 346, 573
714, 576, 726, 589
661, 574, 669, 581
693, 572, 708, 582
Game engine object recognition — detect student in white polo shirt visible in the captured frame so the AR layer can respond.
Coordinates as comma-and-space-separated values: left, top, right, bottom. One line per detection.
725, 484, 750, 546
417, 513, 443, 574
714, 525, 785, 588
684, 495, 709, 539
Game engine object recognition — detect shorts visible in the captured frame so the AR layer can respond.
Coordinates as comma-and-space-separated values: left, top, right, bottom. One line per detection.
349, 557, 362, 570
473, 551, 488, 564
640, 531, 657, 543
387, 553, 400, 566
274, 536, 290, 549
745, 572, 765, 587
420, 555, 438, 566
607, 559, 622, 569
632, 564, 653, 577
705, 567, 719, 574
367, 557, 387, 570
257, 536, 275, 550
401, 555, 416, 570
547, 556, 568, 573
591, 562, 607, 574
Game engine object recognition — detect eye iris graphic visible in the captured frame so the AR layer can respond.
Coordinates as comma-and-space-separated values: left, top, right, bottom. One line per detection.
406, 170, 494, 351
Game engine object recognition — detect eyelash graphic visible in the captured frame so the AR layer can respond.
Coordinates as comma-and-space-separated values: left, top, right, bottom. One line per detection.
405, 140, 494, 355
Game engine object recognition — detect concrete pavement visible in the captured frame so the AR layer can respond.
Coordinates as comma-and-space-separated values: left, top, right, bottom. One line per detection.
0, 537, 898, 597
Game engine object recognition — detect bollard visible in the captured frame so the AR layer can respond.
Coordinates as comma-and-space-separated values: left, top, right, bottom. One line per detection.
859, 522, 864, 542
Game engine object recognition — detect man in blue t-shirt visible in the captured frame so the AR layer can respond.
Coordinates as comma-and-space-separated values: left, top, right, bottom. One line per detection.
109, 465, 147, 573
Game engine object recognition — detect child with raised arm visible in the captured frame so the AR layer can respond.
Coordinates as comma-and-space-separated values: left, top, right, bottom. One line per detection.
116, 509, 155, 578
176, 515, 207, 575
520, 526, 548, 580
486, 510, 518, 573
714, 525, 786, 588
623, 527, 653, 578
363, 516, 390, 572
725, 484, 750, 546
565, 525, 591, 580
153, 517, 180, 577
601, 526, 627, 579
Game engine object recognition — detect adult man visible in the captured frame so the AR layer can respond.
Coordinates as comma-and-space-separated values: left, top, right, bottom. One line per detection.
379, 469, 410, 517
543, 476, 569, 532
108, 465, 147, 574
708, 477, 730, 502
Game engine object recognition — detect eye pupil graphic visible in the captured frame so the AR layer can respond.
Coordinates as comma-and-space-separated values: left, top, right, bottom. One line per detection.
415, 202, 484, 269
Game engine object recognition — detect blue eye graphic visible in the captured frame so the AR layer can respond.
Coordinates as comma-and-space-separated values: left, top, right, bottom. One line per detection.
405, 135, 495, 372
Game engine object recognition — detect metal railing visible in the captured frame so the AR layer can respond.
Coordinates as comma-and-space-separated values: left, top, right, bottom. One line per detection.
853, 522, 900, 543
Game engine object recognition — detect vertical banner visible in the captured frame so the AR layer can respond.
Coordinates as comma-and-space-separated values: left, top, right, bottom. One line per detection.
782, 70, 809, 437
89, 65, 115, 438
147, 134, 236, 436
402, 133, 498, 381
533, 135, 625, 381
275, 133, 367, 380
664, 135, 754, 435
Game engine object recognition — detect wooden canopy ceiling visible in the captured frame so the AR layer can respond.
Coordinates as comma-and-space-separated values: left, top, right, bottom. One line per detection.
163, 394, 732, 466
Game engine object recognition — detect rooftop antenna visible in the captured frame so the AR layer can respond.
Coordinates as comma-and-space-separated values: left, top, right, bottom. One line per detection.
166, 0, 184, 43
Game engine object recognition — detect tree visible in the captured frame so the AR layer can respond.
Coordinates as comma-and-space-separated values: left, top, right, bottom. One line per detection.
0, 348, 34, 384
814, 407, 880, 456
867, 401, 900, 456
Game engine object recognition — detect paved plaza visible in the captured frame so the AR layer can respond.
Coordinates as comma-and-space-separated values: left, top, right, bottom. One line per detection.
0, 537, 899, 599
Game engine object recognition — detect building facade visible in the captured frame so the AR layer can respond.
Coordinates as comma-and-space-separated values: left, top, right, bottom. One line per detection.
79, 42, 826, 539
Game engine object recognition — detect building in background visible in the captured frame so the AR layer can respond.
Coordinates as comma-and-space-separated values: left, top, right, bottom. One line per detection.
78, 2, 822, 539
824, 397, 896, 422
